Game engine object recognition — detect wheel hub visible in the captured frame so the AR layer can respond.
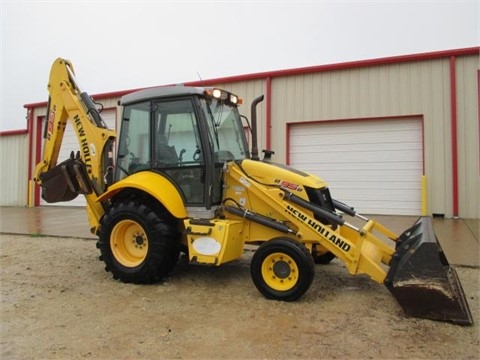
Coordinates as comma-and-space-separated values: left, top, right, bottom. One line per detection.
272, 260, 291, 279
135, 235, 145, 246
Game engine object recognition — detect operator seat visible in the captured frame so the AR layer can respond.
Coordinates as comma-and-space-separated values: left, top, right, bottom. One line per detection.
155, 135, 178, 167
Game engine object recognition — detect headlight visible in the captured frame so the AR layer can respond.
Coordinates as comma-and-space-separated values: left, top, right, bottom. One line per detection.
212, 88, 223, 99
230, 94, 238, 104
205, 88, 242, 105
212, 88, 227, 100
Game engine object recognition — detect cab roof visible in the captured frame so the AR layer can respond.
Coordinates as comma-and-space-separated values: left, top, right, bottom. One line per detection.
121, 85, 207, 105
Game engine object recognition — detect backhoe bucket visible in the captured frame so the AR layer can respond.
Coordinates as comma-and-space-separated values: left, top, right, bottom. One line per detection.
40, 155, 92, 203
384, 217, 473, 325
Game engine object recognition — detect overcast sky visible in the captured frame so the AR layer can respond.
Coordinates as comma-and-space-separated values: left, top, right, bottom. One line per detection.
1, 0, 478, 131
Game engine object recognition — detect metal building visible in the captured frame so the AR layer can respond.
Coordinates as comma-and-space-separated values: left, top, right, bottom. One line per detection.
0, 129, 28, 206
8, 47, 479, 219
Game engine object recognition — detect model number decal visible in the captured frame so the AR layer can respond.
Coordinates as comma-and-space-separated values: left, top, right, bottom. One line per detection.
275, 179, 302, 192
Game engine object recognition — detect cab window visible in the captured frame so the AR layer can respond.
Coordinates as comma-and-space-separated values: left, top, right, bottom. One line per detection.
116, 101, 150, 179
153, 99, 205, 205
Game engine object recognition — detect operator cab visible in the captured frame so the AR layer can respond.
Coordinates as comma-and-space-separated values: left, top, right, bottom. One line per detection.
116, 86, 249, 217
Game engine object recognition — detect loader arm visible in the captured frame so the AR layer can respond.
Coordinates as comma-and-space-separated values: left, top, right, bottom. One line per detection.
223, 161, 395, 283
34, 58, 117, 233
223, 160, 473, 325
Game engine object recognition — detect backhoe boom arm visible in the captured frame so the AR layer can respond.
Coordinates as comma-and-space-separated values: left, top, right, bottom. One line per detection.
34, 58, 117, 233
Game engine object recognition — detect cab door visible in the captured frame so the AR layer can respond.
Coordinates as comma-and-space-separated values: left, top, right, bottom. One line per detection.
152, 98, 207, 206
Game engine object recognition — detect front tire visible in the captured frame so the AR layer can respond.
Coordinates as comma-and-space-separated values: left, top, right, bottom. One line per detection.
96, 199, 179, 284
250, 238, 315, 301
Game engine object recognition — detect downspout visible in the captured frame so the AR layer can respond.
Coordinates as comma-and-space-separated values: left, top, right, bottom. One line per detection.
477, 70, 480, 176
449, 56, 459, 217
34, 116, 43, 206
26, 107, 34, 207
421, 117, 427, 215
477, 70, 480, 219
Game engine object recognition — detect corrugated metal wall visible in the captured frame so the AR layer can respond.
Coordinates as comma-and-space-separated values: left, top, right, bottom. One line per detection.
455, 56, 480, 219
24, 51, 479, 218
0, 132, 28, 206
269, 55, 478, 218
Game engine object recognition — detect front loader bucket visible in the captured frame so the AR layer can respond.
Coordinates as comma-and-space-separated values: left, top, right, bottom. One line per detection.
385, 217, 473, 325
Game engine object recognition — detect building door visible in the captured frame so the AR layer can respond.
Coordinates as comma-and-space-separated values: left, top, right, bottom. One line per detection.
289, 118, 423, 215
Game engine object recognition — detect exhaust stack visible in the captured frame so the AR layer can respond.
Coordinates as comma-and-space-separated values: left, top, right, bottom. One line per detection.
250, 95, 264, 161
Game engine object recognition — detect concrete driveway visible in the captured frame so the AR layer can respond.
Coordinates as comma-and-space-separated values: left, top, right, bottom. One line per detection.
0, 206, 478, 267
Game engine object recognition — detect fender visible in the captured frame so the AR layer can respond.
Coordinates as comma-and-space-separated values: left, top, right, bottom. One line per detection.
96, 171, 187, 219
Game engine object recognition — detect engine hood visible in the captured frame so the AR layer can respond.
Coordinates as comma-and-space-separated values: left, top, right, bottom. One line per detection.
237, 159, 328, 190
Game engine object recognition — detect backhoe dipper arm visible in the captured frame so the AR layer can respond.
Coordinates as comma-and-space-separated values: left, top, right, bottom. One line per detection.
34, 58, 117, 232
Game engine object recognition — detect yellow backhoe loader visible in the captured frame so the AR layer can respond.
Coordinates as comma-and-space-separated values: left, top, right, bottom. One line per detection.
34, 58, 473, 325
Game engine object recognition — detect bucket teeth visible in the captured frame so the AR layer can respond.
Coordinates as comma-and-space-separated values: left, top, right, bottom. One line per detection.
385, 217, 473, 325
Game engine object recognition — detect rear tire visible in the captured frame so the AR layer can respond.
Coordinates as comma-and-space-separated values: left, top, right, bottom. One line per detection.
250, 237, 315, 301
96, 199, 179, 284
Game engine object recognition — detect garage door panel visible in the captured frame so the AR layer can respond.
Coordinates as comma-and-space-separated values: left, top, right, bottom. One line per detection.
333, 187, 420, 198
295, 164, 418, 176
292, 143, 423, 154
289, 118, 423, 215
293, 135, 421, 148
290, 148, 422, 164
301, 160, 422, 171
360, 206, 419, 216
341, 200, 421, 215
320, 168, 423, 181
292, 131, 421, 147
299, 162, 422, 177
331, 186, 420, 198
292, 129, 419, 141
341, 203, 421, 216
292, 122, 420, 139
291, 144, 422, 157
310, 170, 420, 189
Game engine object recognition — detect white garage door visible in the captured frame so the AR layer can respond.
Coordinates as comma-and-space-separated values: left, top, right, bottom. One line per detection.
289, 118, 423, 215
41, 110, 116, 207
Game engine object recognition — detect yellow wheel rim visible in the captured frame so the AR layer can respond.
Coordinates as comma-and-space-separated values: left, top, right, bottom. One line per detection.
110, 219, 148, 267
261, 252, 299, 291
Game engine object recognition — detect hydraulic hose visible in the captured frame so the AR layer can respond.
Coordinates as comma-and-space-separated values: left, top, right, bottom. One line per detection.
65, 63, 107, 128
282, 189, 345, 227
332, 199, 356, 217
